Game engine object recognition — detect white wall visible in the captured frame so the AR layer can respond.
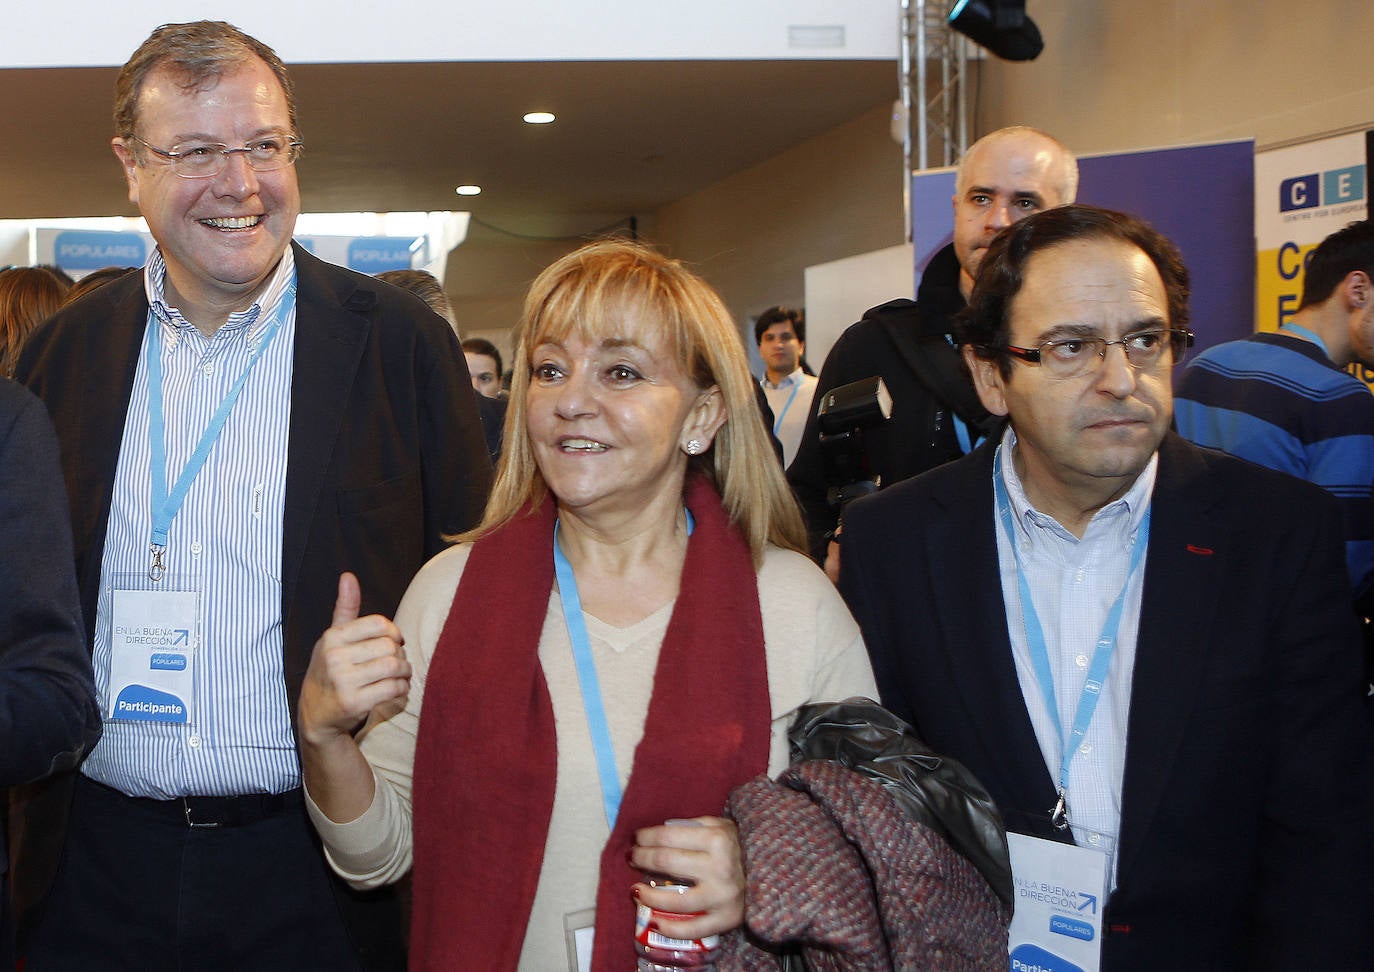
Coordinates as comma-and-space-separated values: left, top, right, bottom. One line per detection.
804, 242, 915, 367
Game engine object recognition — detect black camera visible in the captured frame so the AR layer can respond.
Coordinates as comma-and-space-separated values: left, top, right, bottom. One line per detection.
815, 376, 892, 514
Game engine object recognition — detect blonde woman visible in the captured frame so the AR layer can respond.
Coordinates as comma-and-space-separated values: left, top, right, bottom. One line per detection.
298, 240, 875, 970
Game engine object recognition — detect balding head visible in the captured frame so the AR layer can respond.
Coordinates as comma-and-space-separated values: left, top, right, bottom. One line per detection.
951, 127, 1079, 298
955, 127, 1078, 203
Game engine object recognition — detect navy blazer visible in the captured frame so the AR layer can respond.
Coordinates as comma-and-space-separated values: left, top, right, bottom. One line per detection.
840, 432, 1374, 970
0, 380, 102, 968
12, 245, 493, 968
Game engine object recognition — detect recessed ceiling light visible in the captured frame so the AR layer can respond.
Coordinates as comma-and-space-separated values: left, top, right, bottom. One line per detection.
455, 185, 482, 196
523, 111, 556, 125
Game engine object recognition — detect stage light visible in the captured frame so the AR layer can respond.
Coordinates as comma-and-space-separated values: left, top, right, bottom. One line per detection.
948, 0, 1043, 62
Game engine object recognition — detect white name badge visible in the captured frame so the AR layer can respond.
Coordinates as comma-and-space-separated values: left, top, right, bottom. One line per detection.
108, 587, 199, 724
563, 907, 595, 972
1007, 832, 1108, 972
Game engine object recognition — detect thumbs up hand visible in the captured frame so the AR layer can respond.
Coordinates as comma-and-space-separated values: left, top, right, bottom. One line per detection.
298, 571, 411, 747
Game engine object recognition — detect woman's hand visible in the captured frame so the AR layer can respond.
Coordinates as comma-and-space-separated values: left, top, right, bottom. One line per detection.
298, 572, 411, 748
297, 573, 410, 824
630, 816, 746, 940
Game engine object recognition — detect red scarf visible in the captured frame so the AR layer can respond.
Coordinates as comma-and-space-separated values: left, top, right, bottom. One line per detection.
410, 476, 771, 970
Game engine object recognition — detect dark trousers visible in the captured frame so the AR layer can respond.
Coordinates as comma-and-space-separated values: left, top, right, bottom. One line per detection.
25, 776, 364, 971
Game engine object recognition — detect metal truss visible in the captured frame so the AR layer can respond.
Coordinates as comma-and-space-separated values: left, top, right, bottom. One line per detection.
899, 0, 971, 238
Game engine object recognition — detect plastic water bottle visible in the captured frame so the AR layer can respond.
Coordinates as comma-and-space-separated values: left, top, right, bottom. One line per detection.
633, 873, 720, 971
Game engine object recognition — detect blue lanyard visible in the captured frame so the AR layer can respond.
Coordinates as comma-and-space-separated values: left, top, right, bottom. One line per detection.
770, 378, 801, 437
145, 288, 294, 580
1279, 322, 1329, 358
944, 336, 980, 454
993, 447, 1150, 829
953, 413, 977, 454
552, 511, 693, 830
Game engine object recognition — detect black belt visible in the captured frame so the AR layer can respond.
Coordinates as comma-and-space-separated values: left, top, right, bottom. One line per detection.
81, 776, 304, 829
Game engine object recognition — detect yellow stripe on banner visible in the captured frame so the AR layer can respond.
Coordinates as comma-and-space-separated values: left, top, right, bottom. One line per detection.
1255, 246, 1374, 391
1255, 244, 1317, 333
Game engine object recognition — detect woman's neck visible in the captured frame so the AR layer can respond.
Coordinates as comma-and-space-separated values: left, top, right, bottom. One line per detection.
556, 502, 691, 627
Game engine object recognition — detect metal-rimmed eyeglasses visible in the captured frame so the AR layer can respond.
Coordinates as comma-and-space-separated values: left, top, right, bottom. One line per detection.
1001, 327, 1195, 379
129, 134, 303, 179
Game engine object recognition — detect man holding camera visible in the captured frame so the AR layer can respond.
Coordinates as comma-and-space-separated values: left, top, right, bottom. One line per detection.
787, 126, 1077, 574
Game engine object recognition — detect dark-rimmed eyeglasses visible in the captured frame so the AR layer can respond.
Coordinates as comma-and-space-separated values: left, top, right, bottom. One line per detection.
129, 134, 303, 179
1001, 327, 1195, 379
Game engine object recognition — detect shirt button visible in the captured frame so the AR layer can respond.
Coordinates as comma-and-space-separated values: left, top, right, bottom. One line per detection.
202, 362, 214, 378
1080, 743, 1093, 755
1074, 567, 1085, 583
188, 734, 202, 749
1075, 654, 1088, 669
189, 541, 203, 555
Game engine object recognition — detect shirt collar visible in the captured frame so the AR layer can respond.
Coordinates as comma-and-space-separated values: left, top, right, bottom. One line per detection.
997, 425, 1156, 545
761, 366, 804, 390
144, 246, 296, 349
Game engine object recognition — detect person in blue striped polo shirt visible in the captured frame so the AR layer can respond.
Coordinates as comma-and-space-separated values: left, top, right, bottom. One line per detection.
1175, 219, 1374, 688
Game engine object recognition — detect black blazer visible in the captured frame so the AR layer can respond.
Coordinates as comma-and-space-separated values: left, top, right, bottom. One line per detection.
12, 245, 492, 967
840, 432, 1374, 970
17, 244, 492, 700
0, 380, 102, 969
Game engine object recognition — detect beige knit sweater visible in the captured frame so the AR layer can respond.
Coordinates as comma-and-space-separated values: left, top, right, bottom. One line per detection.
307, 541, 876, 971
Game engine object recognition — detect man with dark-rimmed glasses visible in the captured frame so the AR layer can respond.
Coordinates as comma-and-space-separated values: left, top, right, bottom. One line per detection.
839, 205, 1372, 970
14, 20, 490, 970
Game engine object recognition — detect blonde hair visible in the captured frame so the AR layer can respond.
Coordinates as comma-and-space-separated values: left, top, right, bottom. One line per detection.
463, 239, 806, 564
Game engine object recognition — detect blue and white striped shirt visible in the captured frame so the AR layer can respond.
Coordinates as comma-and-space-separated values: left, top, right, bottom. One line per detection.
994, 428, 1154, 888
83, 248, 299, 799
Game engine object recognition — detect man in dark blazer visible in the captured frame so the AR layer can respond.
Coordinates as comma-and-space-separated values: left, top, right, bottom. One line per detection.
12, 21, 490, 971
0, 379, 102, 970
841, 205, 1374, 970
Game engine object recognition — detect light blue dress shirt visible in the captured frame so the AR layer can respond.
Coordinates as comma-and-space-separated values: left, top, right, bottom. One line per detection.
84, 248, 299, 799
993, 428, 1156, 886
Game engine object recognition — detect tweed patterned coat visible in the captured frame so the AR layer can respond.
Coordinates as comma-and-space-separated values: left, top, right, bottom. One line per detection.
722, 760, 1009, 971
